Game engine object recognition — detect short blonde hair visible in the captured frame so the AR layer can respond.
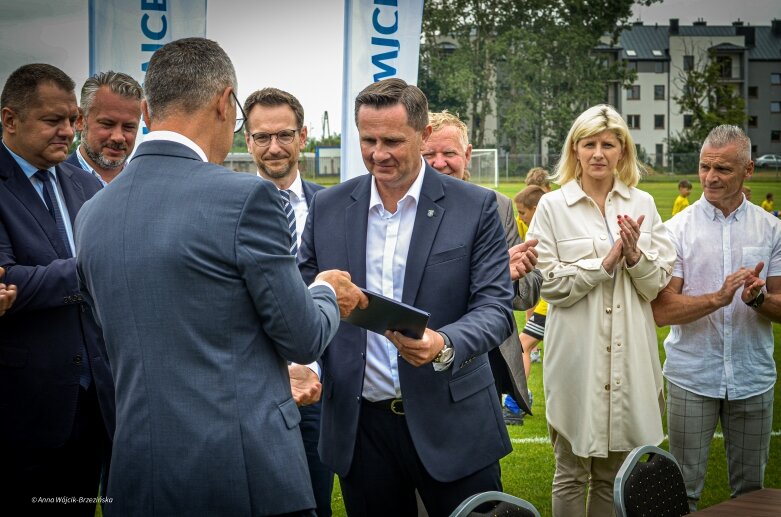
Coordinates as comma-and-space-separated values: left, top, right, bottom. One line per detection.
552, 104, 642, 188
428, 110, 469, 151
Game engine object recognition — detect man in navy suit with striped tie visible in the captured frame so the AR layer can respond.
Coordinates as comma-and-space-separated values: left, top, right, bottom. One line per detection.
243, 87, 332, 516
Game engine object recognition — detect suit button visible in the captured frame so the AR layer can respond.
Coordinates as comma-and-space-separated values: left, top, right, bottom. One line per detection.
73, 355, 82, 365
606, 345, 611, 352
604, 384, 610, 391
605, 308, 612, 314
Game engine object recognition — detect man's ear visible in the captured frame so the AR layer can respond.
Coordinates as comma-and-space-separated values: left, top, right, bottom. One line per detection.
75, 108, 85, 132
1, 106, 18, 136
217, 86, 232, 123
141, 100, 152, 129
465, 143, 473, 164
421, 124, 432, 141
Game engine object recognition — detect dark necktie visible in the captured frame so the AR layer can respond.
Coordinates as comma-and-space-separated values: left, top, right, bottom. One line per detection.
34, 169, 91, 389
279, 189, 298, 256
33, 169, 72, 258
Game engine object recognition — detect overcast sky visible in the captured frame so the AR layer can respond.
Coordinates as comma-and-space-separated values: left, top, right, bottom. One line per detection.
0, 0, 777, 139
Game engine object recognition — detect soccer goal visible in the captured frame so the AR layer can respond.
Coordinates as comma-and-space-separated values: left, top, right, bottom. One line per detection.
470, 148, 499, 188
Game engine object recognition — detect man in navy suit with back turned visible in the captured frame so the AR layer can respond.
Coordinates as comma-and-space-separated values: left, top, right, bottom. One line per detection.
299, 78, 515, 517
75, 38, 366, 516
243, 87, 332, 516
0, 63, 114, 516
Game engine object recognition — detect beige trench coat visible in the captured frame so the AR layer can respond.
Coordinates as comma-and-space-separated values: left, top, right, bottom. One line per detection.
527, 180, 675, 458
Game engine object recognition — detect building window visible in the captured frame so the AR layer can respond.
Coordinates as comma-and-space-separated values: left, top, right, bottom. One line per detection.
683, 114, 693, 128
655, 144, 664, 166
654, 85, 665, 100
627, 115, 640, 129
655, 62, 664, 73
772, 130, 781, 142
772, 73, 781, 85
748, 116, 758, 128
626, 61, 637, 72
772, 101, 781, 113
627, 85, 641, 100
749, 86, 758, 98
683, 55, 694, 71
654, 115, 665, 129
717, 56, 732, 79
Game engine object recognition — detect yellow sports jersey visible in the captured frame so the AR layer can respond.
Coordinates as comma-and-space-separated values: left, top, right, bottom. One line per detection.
533, 297, 548, 316
516, 216, 528, 241
671, 195, 689, 216
761, 199, 774, 213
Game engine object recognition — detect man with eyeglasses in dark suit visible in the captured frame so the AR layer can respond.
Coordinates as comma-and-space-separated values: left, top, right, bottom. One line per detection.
243, 87, 332, 516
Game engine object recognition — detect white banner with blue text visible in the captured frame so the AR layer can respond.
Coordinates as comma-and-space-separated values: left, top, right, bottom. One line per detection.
340, 0, 424, 181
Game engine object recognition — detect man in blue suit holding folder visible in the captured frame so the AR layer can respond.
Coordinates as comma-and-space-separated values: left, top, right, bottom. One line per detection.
299, 78, 515, 516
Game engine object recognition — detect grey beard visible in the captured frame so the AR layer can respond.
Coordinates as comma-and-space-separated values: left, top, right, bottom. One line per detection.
82, 142, 126, 170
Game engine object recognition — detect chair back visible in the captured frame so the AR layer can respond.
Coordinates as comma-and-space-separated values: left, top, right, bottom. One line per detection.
449, 490, 541, 517
613, 445, 690, 517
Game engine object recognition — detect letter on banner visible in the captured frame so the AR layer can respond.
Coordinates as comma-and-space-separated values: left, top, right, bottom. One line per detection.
88, 0, 207, 137
340, 0, 424, 181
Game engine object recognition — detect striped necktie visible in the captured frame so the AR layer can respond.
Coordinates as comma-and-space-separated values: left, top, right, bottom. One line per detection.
279, 189, 298, 256
34, 169, 72, 258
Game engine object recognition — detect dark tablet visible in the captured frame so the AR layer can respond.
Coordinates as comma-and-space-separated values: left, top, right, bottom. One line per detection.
343, 289, 430, 339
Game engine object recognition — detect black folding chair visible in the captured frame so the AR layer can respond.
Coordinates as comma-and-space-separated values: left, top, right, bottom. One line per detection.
449, 490, 541, 517
613, 445, 690, 517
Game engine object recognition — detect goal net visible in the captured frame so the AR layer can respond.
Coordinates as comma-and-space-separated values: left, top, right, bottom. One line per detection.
470, 148, 499, 188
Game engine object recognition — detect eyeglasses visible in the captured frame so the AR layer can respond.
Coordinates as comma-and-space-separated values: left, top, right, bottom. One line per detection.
250, 129, 298, 147
231, 90, 247, 133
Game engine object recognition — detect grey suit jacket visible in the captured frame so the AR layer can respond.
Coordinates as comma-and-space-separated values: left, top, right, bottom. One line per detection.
75, 140, 341, 516
491, 191, 541, 414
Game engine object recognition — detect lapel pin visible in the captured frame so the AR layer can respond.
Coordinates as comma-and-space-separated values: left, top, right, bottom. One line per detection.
427, 209, 434, 218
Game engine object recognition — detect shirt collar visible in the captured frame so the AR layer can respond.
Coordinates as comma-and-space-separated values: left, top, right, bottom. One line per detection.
560, 177, 631, 205
143, 131, 208, 162
258, 169, 304, 200
369, 158, 426, 214
2, 141, 54, 179
75, 147, 108, 186
696, 192, 747, 222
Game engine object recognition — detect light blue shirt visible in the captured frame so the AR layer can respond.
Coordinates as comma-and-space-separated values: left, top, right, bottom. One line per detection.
3, 142, 75, 255
663, 194, 781, 400
75, 148, 108, 187
362, 160, 426, 401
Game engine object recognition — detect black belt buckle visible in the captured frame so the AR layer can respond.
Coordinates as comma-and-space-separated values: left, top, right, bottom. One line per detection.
390, 398, 404, 416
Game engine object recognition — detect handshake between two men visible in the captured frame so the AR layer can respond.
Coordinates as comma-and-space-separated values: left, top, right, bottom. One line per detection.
290, 238, 540, 406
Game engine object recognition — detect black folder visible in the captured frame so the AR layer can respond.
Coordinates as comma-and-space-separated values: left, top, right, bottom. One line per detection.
343, 289, 430, 339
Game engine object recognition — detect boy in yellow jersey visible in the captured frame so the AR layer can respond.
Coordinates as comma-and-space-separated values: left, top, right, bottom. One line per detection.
761, 192, 775, 214
672, 179, 692, 215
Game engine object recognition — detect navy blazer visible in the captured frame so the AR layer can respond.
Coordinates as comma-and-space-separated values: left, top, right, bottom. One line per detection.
64, 150, 81, 169
0, 142, 115, 449
76, 140, 341, 515
299, 164, 515, 482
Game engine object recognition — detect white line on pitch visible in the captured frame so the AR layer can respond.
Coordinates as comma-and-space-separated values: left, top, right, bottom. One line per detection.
511, 429, 781, 446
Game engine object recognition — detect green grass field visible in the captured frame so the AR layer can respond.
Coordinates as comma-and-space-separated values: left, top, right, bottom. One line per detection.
324, 175, 781, 516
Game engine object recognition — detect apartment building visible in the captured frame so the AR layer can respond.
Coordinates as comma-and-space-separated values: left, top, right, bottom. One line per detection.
605, 18, 781, 166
